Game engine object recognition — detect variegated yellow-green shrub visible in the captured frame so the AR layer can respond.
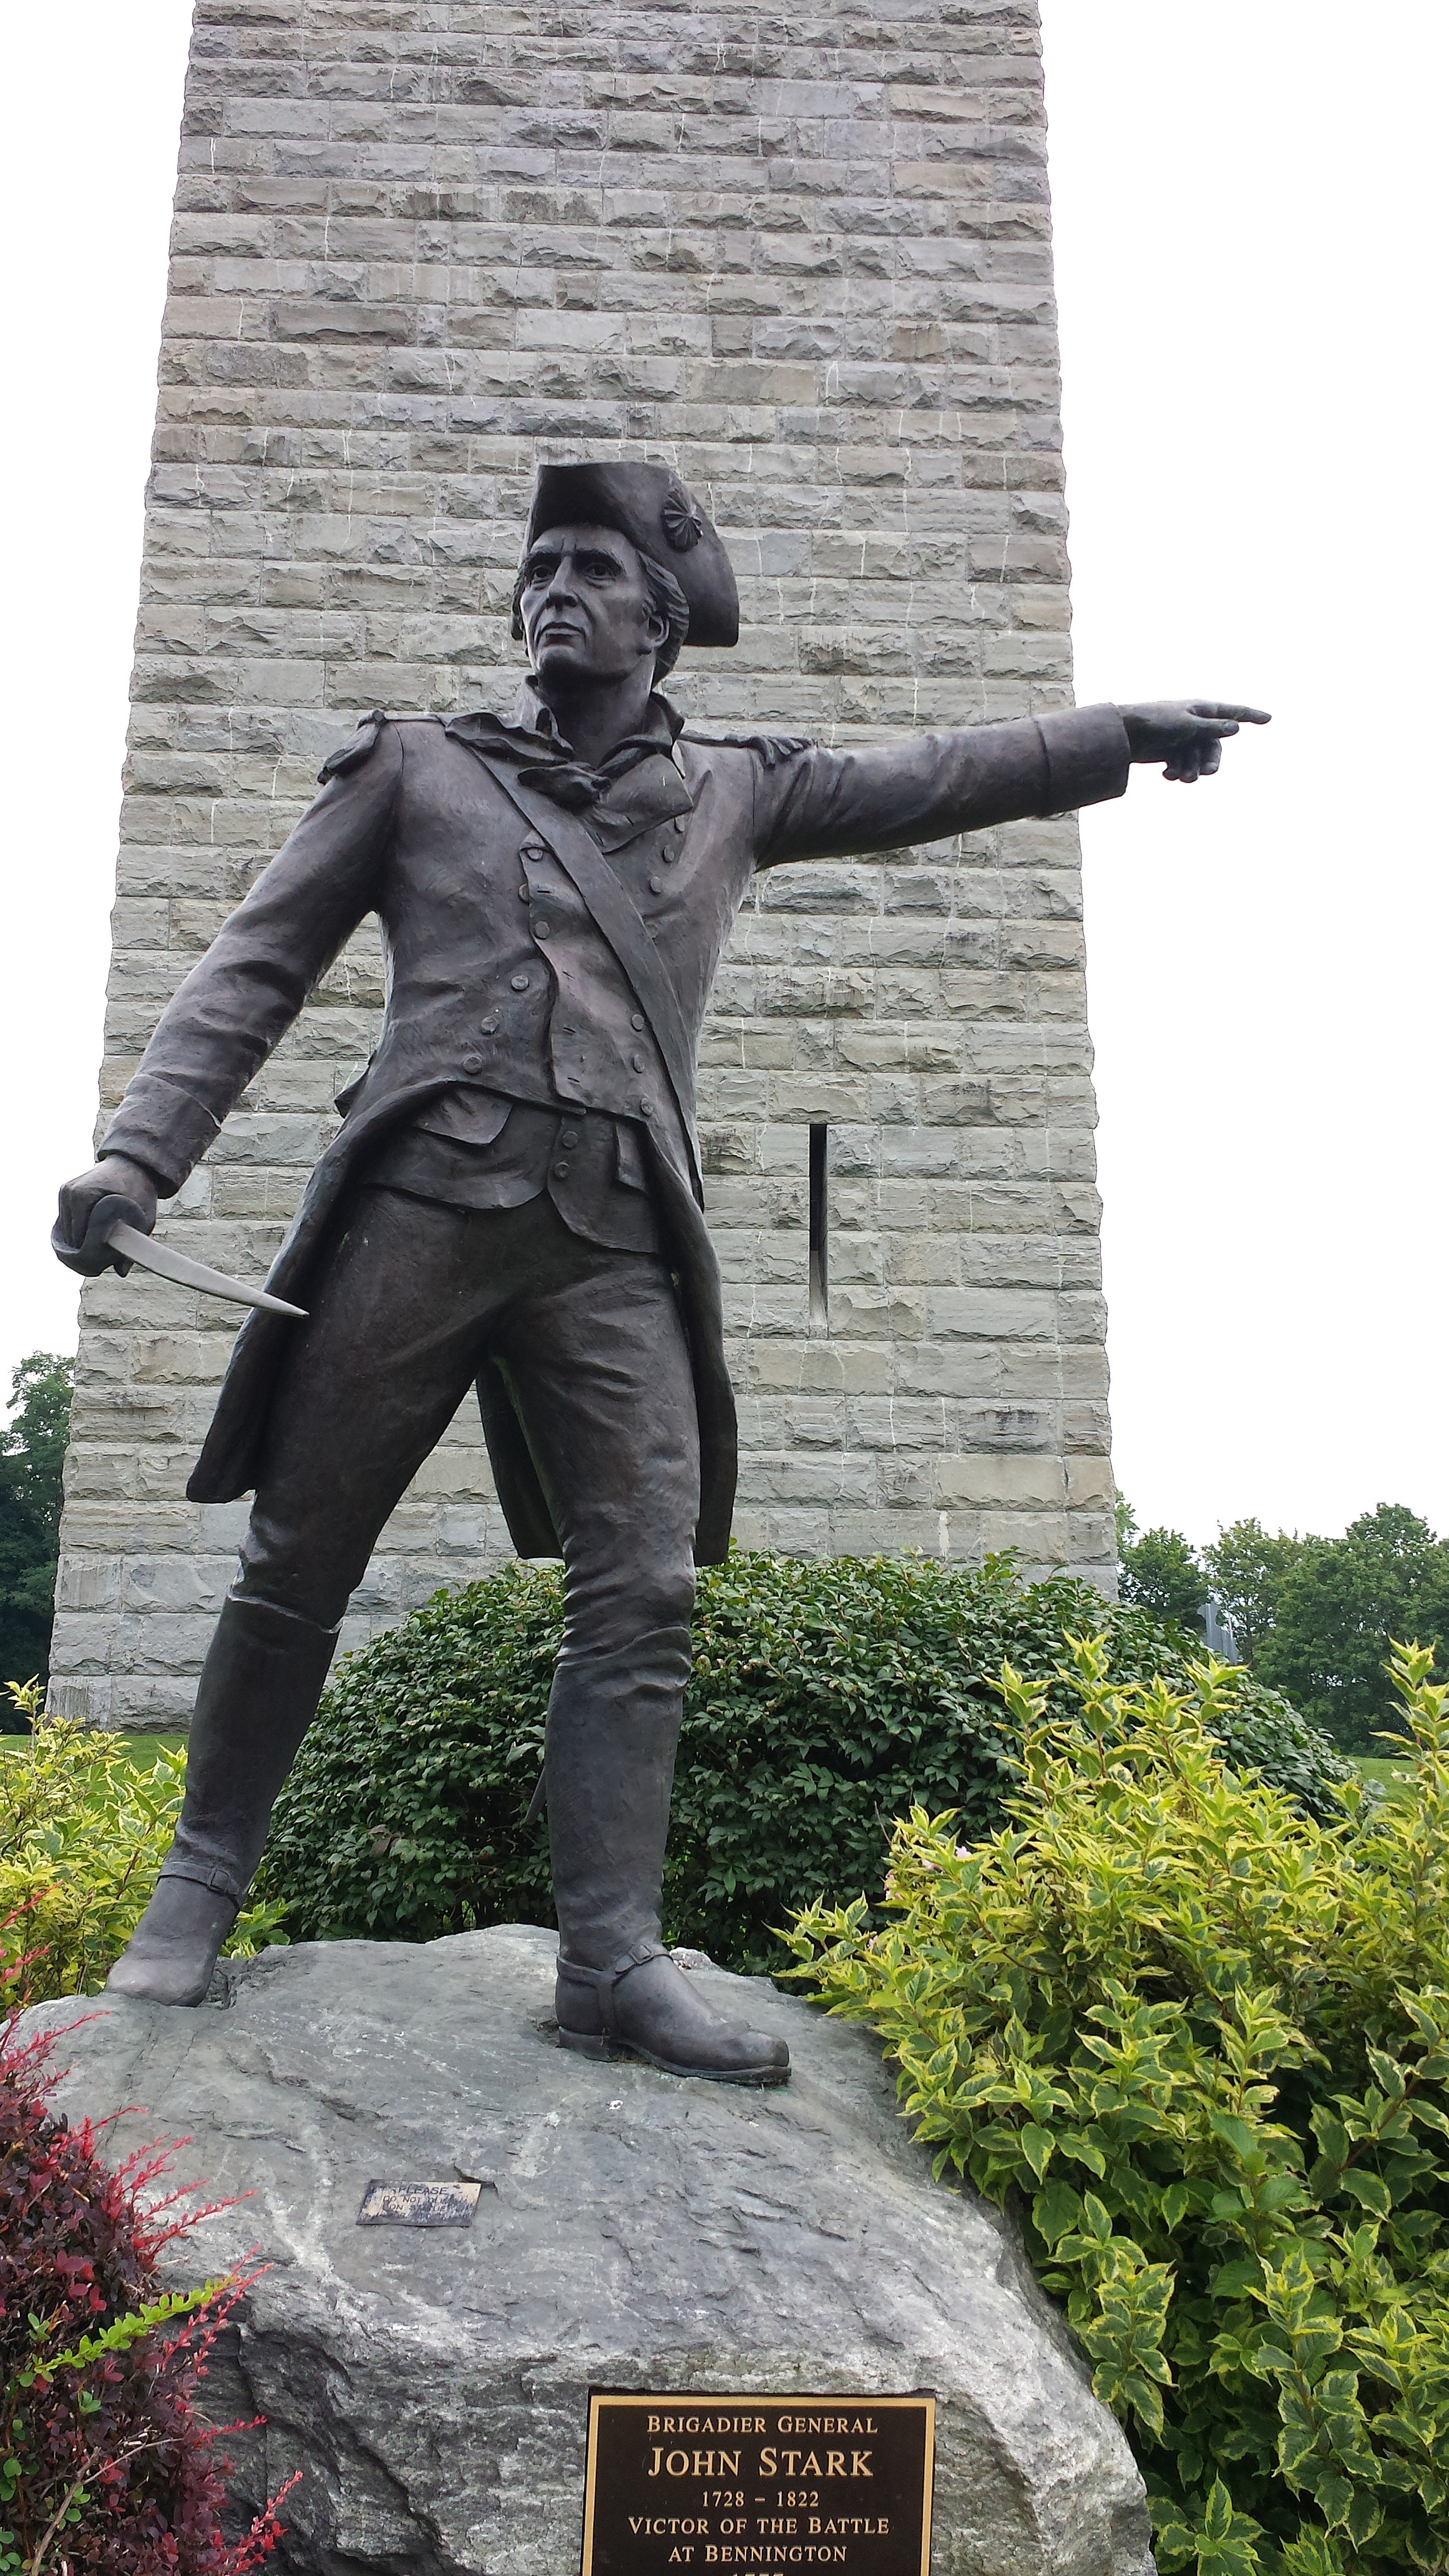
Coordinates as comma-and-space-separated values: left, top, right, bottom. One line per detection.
1, 1682, 284, 2003
786, 1641, 1449, 2576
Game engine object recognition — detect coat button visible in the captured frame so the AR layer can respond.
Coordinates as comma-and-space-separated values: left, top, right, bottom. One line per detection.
510, 973, 530, 991
663, 849, 678, 864
518, 884, 530, 900
672, 816, 685, 832
630, 1013, 645, 1030
463, 1052, 484, 1075
520, 840, 547, 858
533, 920, 552, 939
561, 1128, 579, 1148
479, 1015, 499, 1035
631, 1052, 646, 1071
552, 1160, 570, 1179
638, 1099, 653, 1117
649, 875, 664, 894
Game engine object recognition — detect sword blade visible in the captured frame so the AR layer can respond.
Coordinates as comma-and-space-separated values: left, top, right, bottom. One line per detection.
105, 1221, 308, 1320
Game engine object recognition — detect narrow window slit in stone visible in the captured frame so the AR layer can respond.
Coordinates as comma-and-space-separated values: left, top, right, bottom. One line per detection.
808, 1123, 829, 1332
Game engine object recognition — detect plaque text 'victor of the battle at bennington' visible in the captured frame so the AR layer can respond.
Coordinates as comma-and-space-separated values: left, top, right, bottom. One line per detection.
580, 2394, 935, 2574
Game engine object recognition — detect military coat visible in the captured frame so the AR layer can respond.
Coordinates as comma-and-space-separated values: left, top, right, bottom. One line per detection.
101, 695, 1130, 1563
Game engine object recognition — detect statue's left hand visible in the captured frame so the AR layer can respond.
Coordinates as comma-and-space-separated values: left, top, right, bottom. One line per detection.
1119, 700, 1271, 783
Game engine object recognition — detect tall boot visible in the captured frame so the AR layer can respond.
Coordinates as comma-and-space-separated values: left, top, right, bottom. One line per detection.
107, 1594, 339, 2006
547, 1635, 789, 2087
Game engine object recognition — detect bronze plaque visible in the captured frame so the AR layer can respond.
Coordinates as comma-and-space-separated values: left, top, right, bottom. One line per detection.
356, 2180, 482, 2228
580, 2391, 935, 2574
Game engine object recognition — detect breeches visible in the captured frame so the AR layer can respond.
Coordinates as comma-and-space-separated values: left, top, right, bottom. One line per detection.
235, 1186, 701, 1654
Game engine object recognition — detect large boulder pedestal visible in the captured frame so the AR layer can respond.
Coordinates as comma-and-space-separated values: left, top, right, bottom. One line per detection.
27, 1927, 1153, 2575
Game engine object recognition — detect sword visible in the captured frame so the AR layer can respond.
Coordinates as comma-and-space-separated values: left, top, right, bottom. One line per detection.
53, 1194, 308, 1320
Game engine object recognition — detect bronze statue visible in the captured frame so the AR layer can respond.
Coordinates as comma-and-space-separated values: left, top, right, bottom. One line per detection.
55, 461, 1267, 2081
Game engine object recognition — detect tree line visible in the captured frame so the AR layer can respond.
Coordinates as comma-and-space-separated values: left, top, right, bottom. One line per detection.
0, 1353, 74, 1699
1117, 1496, 1449, 1753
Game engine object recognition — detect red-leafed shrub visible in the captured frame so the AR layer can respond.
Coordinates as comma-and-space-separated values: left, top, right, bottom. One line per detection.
0, 1976, 297, 2573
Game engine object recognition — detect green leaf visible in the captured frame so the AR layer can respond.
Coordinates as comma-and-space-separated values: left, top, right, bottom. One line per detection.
1032, 2182, 1083, 2246
1335, 2169, 1392, 2218
1211, 2258, 1262, 2300
1018, 2122, 1054, 2181
1344, 2487, 1381, 2549
1366, 2047, 1407, 2098
1307, 2470, 1354, 2529
1149, 2511, 1199, 2574
1208, 2109, 1262, 2164
1194, 2477, 1265, 2576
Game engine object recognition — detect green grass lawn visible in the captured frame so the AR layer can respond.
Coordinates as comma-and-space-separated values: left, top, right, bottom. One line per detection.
2, 1731, 186, 1764
1354, 1754, 1416, 1796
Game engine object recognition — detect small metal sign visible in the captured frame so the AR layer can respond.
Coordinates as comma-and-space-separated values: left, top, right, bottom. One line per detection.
580, 2391, 935, 2575
356, 2180, 482, 2228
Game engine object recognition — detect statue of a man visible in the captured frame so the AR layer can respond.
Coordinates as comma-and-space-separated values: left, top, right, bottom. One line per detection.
55, 461, 1265, 2079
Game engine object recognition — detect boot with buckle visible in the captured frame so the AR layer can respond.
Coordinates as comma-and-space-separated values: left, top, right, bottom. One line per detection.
555, 1939, 789, 2086
545, 1634, 789, 2086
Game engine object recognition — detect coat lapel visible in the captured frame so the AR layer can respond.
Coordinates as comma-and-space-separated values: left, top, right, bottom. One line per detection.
457, 746, 705, 1202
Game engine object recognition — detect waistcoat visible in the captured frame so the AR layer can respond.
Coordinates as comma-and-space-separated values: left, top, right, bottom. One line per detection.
409, 821, 681, 1144
371, 775, 681, 1251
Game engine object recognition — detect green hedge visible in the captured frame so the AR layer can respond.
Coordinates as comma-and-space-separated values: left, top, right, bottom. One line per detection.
259, 1552, 1352, 1973
1, 1684, 283, 2006
785, 1641, 1449, 2575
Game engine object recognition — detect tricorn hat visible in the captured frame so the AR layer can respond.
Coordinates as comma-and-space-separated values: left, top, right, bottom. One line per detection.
524, 461, 739, 648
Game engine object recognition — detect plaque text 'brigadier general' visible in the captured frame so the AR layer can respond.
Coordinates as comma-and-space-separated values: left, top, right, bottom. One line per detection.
580, 2394, 935, 2574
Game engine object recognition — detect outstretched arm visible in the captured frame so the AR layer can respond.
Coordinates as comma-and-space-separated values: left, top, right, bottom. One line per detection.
751, 698, 1268, 870
56, 717, 401, 1271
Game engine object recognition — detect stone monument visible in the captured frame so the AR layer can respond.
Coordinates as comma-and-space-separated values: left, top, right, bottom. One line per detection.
30, 5, 1272, 2559
56, 0, 1139, 1735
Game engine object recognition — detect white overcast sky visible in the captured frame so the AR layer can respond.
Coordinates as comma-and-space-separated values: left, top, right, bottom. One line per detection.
2, 2, 1445, 1548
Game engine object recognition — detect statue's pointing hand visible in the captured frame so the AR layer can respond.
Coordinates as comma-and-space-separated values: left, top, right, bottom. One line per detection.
1120, 700, 1271, 784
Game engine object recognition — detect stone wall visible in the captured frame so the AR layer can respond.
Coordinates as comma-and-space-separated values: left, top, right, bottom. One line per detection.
51, 0, 1115, 1729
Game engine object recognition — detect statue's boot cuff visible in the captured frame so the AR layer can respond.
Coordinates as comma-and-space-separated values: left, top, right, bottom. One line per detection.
105, 1591, 339, 2009
555, 1944, 790, 2087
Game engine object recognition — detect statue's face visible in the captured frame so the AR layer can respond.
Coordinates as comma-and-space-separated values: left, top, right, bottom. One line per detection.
518, 522, 668, 684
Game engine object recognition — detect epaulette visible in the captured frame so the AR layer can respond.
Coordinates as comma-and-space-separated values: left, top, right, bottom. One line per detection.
317, 710, 388, 784
680, 729, 814, 770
